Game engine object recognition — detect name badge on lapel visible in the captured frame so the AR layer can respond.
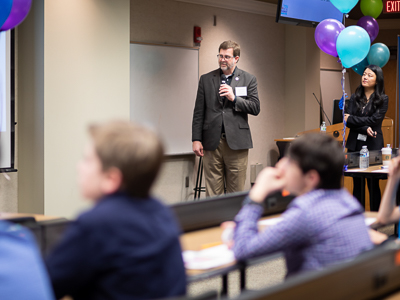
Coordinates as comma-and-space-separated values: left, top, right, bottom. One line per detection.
235, 87, 247, 97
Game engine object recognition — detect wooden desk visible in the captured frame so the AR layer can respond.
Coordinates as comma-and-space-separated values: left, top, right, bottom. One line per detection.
181, 214, 282, 294
181, 226, 232, 277
0, 212, 60, 222
181, 212, 378, 295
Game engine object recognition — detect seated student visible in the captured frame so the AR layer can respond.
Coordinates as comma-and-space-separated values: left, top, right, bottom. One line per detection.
45, 121, 186, 300
231, 133, 373, 277
377, 156, 400, 227
0, 221, 55, 300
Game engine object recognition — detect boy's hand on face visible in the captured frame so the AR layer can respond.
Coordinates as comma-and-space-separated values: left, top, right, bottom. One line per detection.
389, 157, 400, 181
249, 164, 286, 203
275, 157, 289, 170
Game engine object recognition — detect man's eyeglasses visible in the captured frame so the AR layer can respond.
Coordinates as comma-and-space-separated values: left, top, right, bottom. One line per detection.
217, 54, 234, 60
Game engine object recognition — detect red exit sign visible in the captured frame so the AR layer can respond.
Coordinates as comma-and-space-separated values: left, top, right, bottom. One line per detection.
384, 0, 400, 13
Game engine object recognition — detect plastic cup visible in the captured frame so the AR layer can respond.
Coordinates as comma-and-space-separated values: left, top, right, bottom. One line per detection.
382, 146, 392, 166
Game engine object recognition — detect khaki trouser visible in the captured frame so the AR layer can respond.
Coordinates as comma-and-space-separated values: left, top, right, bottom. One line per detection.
203, 136, 248, 197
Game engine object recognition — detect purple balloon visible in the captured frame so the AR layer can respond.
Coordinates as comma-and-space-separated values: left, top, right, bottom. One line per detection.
315, 19, 345, 57
1, 0, 32, 31
357, 16, 379, 43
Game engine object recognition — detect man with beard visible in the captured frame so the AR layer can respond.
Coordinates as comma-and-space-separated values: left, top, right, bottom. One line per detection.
192, 40, 260, 197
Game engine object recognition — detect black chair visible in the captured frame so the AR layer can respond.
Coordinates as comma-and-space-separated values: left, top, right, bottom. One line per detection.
39, 218, 71, 255
5, 216, 37, 226
170, 191, 294, 233
23, 218, 71, 256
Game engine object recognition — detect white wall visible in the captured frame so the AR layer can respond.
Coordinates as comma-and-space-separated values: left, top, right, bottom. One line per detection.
284, 26, 320, 137
17, 0, 45, 214
17, 0, 130, 218
0, 169, 18, 212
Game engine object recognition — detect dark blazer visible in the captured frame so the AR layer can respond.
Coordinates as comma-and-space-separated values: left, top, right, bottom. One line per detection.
345, 94, 388, 152
192, 67, 260, 151
45, 193, 186, 300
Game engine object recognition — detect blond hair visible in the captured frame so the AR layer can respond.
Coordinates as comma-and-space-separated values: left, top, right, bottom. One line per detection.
89, 120, 164, 198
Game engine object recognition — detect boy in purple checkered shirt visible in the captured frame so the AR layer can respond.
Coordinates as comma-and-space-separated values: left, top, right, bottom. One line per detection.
231, 133, 373, 277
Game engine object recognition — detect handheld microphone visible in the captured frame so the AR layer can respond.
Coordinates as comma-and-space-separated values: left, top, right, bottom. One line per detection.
221, 74, 227, 86
220, 74, 227, 100
313, 93, 332, 126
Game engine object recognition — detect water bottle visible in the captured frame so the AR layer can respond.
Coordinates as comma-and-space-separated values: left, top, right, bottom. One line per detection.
320, 121, 326, 133
359, 145, 369, 169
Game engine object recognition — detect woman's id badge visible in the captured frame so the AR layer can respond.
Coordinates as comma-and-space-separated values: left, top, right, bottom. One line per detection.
357, 134, 367, 141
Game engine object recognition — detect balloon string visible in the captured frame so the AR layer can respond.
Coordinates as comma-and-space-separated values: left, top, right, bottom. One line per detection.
341, 12, 348, 173
342, 67, 348, 172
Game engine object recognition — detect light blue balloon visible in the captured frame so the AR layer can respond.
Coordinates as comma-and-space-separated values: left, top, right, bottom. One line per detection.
367, 43, 390, 68
0, 0, 13, 29
352, 57, 369, 75
330, 0, 359, 13
336, 26, 371, 68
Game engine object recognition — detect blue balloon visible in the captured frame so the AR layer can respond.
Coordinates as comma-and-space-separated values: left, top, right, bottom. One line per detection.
367, 43, 390, 68
330, 0, 359, 13
0, 0, 13, 29
352, 57, 369, 75
336, 26, 371, 68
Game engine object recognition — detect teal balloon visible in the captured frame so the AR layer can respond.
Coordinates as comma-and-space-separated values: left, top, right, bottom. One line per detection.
0, 0, 13, 28
330, 0, 359, 13
367, 43, 390, 68
352, 57, 369, 75
336, 26, 371, 68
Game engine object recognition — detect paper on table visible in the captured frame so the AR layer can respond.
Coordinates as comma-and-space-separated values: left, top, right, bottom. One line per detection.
371, 169, 388, 173
182, 244, 235, 270
346, 168, 367, 172
346, 168, 388, 173
258, 217, 283, 226
258, 217, 375, 227
365, 217, 377, 226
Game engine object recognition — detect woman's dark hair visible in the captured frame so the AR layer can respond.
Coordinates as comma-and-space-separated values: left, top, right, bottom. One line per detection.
353, 64, 385, 114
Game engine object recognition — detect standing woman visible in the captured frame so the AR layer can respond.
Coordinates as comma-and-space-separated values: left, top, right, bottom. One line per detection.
345, 65, 388, 211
